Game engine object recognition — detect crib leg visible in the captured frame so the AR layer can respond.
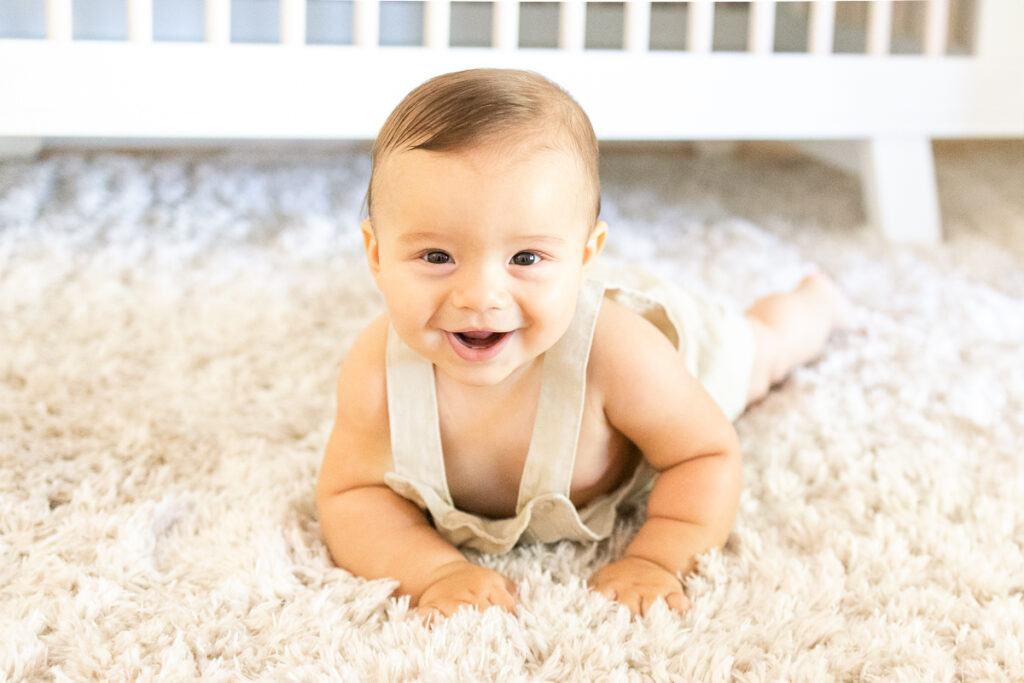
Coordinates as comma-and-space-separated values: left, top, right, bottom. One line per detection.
858, 137, 942, 244
0, 137, 43, 159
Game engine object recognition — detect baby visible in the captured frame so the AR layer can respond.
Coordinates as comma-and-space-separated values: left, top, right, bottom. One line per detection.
316, 68, 850, 623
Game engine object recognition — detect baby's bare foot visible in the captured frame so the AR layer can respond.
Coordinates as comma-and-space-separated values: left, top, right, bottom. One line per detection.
798, 272, 861, 332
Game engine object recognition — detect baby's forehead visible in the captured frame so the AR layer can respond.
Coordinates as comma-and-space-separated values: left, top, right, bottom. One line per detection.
369, 126, 599, 224
378, 136, 586, 182
371, 145, 596, 234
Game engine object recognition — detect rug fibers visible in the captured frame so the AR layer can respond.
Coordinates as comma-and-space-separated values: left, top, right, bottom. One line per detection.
1, 141, 1022, 681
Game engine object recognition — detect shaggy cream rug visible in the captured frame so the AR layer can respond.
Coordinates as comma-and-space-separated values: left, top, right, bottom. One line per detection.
2, 141, 1022, 681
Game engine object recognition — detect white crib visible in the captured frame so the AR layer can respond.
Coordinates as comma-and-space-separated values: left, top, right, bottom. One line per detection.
1, 1, 1022, 243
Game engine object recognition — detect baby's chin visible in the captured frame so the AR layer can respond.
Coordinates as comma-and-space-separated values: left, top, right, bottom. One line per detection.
433, 362, 522, 388
437, 343, 546, 388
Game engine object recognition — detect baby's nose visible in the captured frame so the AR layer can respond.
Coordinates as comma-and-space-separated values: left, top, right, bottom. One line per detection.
450, 266, 511, 312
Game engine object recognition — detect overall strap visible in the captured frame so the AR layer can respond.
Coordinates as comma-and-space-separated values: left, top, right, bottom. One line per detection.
384, 325, 452, 503
515, 281, 606, 513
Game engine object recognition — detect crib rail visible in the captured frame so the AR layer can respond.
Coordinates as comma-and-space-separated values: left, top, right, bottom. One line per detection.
7, 0, 991, 55
0, 0, 1019, 141
1, 1, 1021, 243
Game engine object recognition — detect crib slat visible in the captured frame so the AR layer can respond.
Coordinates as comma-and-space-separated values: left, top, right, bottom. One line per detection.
687, 0, 714, 54
624, 1, 651, 53
128, 0, 153, 42
809, 0, 836, 55
205, 0, 231, 44
493, 0, 519, 50
46, 0, 72, 41
354, 0, 380, 48
559, 1, 585, 52
975, 0, 1024, 59
924, 0, 950, 56
867, 0, 893, 56
748, 1, 776, 54
425, 0, 451, 48
281, 0, 307, 46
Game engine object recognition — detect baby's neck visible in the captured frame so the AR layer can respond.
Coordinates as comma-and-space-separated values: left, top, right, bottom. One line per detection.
433, 354, 545, 407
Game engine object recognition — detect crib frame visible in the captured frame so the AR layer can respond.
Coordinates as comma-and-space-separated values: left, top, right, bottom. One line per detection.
1, 0, 1022, 243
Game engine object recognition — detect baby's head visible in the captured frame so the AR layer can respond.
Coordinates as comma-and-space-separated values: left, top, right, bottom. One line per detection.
366, 68, 600, 226
363, 69, 607, 387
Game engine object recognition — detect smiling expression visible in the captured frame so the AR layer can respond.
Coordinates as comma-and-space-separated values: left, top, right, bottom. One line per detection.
363, 141, 606, 388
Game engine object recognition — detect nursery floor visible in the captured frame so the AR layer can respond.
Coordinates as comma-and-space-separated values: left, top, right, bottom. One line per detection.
1, 140, 1022, 680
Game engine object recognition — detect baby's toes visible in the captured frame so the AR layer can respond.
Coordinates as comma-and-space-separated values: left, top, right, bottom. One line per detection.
802, 271, 860, 332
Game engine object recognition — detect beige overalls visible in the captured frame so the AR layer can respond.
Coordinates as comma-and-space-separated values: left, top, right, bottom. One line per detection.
383, 276, 753, 554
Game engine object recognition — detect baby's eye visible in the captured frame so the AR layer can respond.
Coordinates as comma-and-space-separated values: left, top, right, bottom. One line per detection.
422, 251, 452, 265
510, 251, 540, 267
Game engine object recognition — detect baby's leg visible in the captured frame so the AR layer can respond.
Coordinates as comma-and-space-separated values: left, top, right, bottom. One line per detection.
745, 273, 854, 405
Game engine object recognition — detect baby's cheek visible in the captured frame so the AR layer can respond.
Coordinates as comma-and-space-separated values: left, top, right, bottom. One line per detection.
535, 294, 578, 338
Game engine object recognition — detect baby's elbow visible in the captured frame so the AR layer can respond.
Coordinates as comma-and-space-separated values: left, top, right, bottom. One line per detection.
724, 437, 742, 479
716, 444, 744, 531
718, 427, 743, 491
696, 443, 743, 526
314, 477, 337, 513
727, 446, 743, 501
315, 459, 359, 523
721, 419, 741, 460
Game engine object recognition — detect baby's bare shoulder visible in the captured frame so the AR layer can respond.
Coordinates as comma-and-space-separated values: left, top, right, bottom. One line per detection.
588, 296, 737, 471
318, 315, 392, 497
336, 315, 390, 419
588, 296, 680, 384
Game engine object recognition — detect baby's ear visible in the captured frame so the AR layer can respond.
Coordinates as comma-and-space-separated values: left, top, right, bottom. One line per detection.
582, 221, 607, 271
362, 220, 382, 278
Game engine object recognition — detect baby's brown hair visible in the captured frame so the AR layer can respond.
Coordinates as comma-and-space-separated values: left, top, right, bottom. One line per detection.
367, 68, 600, 223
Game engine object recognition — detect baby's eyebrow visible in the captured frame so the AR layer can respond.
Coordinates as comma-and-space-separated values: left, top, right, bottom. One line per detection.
395, 231, 568, 246
516, 234, 567, 245
396, 231, 447, 244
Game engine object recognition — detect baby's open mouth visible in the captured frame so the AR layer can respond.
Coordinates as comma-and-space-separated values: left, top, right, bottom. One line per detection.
453, 330, 509, 349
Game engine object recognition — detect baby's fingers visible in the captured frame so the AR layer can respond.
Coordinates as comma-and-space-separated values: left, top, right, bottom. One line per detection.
665, 591, 691, 614
416, 593, 515, 627
470, 575, 518, 613
593, 581, 642, 616
592, 582, 689, 618
621, 591, 645, 618
416, 605, 443, 627
587, 573, 616, 598
491, 578, 518, 613
416, 599, 473, 627
637, 590, 690, 617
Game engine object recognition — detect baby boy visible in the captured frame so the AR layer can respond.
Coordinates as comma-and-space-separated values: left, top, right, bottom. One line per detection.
316, 68, 850, 622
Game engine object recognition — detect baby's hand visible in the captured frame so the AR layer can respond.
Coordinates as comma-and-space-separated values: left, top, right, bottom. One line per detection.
588, 557, 691, 618
416, 561, 517, 625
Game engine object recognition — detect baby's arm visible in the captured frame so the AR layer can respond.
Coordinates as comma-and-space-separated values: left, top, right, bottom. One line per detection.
315, 317, 516, 622
587, 300, 742, 617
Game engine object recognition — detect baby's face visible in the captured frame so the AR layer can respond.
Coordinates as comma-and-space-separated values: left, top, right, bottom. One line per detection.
364, 143, 604, 387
